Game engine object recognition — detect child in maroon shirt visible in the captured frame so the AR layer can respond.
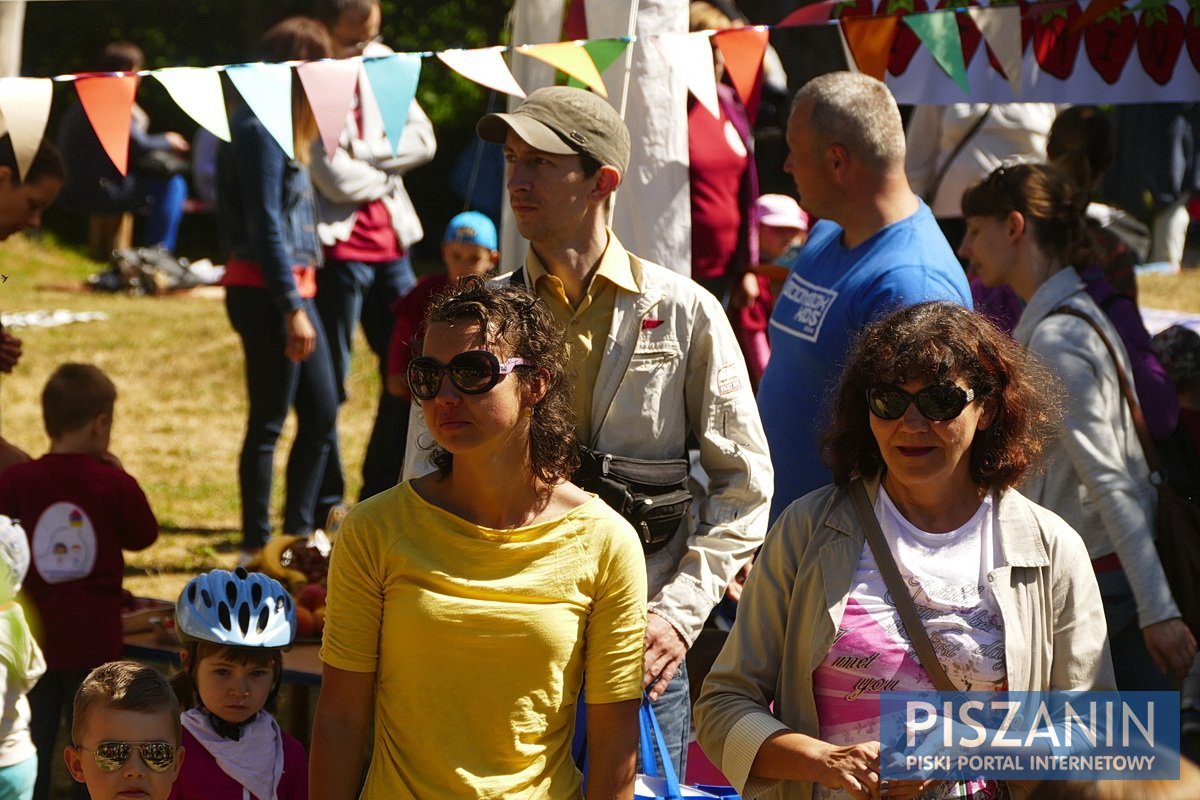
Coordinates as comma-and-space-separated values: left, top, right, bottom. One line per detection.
0, 363, 157, 800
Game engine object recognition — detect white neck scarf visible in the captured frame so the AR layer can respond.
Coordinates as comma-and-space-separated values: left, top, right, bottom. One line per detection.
182, 708, 283, 800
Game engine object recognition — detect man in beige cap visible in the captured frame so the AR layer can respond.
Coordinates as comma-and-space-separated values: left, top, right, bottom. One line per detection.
475, 85, 773, 777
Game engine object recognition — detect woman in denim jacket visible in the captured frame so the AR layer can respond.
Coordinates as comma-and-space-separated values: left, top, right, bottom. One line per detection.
217, 17, 339, 562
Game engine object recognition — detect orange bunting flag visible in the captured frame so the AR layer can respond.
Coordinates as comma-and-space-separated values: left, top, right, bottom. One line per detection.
74, 75, 139, 175
296, 59, 360, 159
841, 16, 901, 82
713, 27, 769, 111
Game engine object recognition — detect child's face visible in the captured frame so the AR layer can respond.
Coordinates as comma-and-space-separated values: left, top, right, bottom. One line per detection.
195, 651, 274, 725
759, 224, 806, 262
65, 708, 183, 800
442, 241, 497, 281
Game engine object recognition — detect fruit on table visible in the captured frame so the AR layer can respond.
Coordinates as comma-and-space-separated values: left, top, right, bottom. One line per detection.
295, 606, 316, 639
260, 535, 331, 590
296, 583, 327, 611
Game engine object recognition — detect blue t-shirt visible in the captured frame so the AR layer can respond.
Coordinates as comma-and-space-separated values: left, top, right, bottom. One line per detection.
757, 201, 971, 521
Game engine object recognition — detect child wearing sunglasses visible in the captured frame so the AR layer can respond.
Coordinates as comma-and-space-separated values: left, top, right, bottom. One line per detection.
168, 569, 306, 800
64, 661, 183, 800
0, 516, 42, 800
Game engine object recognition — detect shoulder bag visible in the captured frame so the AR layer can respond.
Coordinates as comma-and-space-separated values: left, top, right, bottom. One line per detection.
1051, 305, 1200, 637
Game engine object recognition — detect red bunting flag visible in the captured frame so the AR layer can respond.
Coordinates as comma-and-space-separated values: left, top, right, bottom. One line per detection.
714, 27, 769, 114
75, 75, 138, 175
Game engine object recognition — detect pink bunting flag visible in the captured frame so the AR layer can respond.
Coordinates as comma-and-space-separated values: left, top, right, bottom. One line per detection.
777, 1, 841, 27
74, 75, 138, 175
296, 59, 361, 160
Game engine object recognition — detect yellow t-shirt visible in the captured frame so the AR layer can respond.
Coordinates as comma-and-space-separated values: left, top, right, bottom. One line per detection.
320, 482, 647, 799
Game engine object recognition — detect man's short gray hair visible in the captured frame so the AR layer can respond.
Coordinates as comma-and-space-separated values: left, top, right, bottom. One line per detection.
793, 71, 905, 171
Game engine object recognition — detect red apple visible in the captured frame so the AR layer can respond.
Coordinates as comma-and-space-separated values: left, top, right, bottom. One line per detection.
295, 606, 316, 638
296, 583, 327, 612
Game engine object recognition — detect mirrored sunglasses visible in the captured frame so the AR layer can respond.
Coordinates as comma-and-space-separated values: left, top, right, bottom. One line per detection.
866, 384, 975, 422
75, 740, 178, 773
407, 350, 530, 402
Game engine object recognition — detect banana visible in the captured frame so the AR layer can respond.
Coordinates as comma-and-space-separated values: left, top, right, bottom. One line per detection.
258, 534, 307, 590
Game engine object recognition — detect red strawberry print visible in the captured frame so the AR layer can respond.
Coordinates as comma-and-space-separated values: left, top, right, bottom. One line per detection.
1137, 1, 1185, 85
1033, 2, 1083, 80
833, 0, 874, 18
1085, 5, 1137, 84
884, 0, 928, 76
1189, 1, 1200, 74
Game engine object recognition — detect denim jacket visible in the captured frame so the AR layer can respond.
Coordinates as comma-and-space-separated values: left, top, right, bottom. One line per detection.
218, 105, 322, 313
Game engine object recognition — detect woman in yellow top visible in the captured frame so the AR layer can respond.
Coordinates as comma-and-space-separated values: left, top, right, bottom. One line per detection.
310, 275, 648, 799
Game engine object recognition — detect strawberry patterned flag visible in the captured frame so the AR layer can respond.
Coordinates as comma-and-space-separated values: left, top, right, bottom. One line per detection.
296, 58, 360, 159
226, 63, 295, 159
362, 53, 421, 155
438, 47, 526, 98
904, 9, 971, 94
1070, 0, 1126, 32
714, 27, 770, 110
842, 16, 902, 80
74, 75, 138, 175
566, 39, 630, 90
968, 5, 1023, 94
518, 41, 609, 96
1136, 0, 1186, 86
153, 67, 230, 142
654, 32, 720, 118
0, 78, 53, 180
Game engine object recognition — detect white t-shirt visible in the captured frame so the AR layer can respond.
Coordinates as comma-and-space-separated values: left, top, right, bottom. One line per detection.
812, 487, 1007, 800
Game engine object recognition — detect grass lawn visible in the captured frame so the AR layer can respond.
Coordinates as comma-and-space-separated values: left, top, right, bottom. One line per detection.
0, 233, 381, 602
0, 233, 1198, 607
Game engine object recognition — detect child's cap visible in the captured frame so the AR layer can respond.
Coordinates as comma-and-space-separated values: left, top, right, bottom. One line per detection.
176, 567, 296, 648
1152, 324, 1200, 386
756, 193, 810, 232
443, 211, 498, 251
0, 515, 28, 604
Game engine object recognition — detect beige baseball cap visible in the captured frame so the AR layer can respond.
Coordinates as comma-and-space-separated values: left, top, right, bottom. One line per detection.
477, 86, 630, 174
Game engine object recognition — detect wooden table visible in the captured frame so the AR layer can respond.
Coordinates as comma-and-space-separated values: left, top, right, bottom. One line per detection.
123, 629, 324, 743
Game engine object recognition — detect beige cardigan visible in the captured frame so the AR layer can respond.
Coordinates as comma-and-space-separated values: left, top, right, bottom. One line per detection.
693, 478, 1114, 800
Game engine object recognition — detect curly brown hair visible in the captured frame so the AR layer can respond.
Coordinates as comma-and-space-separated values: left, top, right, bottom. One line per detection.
418, 275, 579, 484
822, 301, 1060, 490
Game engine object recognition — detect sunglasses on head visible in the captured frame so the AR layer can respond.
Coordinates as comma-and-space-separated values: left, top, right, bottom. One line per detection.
74, 740, 178, 773
866, 384, 976, 422
407, 350, 530, 402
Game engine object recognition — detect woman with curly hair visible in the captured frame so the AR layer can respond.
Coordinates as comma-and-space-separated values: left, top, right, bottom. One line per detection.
310, 275, 647, 799
960, 163, 1195, 693
696, 301, 1114, 800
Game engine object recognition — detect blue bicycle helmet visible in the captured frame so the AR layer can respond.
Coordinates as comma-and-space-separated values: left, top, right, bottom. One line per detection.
0, 516, 28, 605
176, 567, 296, 648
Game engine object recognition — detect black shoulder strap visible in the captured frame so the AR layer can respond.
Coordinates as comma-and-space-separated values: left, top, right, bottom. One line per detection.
509, 267, 526, 287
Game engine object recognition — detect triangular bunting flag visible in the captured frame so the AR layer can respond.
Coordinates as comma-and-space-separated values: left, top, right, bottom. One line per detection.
841, 17, 900, 82
967, 5, 1023, 96
438, 47, 525, 98
1069, 0, 1124, 33
714, 27, 769, 111
0, 78, 53, 181
74, 75, 138, 175
518, 41, 608, 97
225, 63, 296, 159
362, 53, 421, 155
777, 0, 841, 27
152, 67, 230, 142
297, 59, 360, 159
654, 32, 719, 118
904, 10, 970, 95
567, 39, 629, 90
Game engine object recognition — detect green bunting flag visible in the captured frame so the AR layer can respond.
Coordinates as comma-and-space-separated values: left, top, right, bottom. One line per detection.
903, 10, 969, 95
566, 38, 629, 89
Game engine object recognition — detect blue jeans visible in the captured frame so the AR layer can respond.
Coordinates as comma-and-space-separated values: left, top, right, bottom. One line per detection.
640, 661, 690, 781
226, 288, 338, 550
142, 173, 187, 252
315, 257, 417, 507
29, 670, 88, 800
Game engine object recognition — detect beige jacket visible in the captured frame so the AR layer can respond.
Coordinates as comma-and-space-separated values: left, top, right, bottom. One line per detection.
694, 478, 1114, 800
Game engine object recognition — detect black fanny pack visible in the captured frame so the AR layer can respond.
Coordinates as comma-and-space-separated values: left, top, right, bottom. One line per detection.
573, 447, 692, 555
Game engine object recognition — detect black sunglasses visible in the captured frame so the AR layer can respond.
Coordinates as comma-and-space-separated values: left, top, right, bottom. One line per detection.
407, 350, 530, 401
74, 740, 178, 773
866, 384, 976, 422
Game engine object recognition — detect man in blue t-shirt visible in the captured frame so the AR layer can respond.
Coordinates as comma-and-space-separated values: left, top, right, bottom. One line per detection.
758, 72, 972, 521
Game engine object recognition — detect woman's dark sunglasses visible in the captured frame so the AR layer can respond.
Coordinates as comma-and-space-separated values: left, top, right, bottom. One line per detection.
866, 384, 976, 422
407, 350, 530, 401
74, 740, 178, 773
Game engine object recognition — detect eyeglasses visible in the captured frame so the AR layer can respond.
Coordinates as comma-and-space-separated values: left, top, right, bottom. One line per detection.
866, 384, 976, 422
74, 741, 178, 773
407, 350, 530, 401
